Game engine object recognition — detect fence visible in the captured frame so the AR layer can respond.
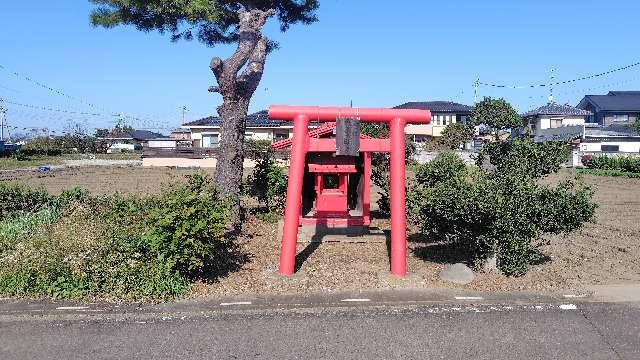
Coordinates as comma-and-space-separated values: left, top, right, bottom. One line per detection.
143, 147, 290, 160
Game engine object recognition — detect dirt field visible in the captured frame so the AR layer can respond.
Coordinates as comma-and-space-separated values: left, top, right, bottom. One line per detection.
1, 165, 639, 296
0, 166, 201, 195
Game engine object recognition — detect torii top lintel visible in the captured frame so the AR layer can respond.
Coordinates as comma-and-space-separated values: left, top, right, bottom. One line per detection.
268, 105, 432, 124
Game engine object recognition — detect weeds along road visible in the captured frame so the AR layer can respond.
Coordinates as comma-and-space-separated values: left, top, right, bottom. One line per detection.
0, 296, 638, 360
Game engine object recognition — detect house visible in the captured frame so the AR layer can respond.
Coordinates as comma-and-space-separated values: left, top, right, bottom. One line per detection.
522, 102, 592, 141
182, 110, 295, 148
580, 123, 640, 153
577, 91, 640, 125
169, 128, 191, 141
147, 138, 179, 149
145, 128, 192, 149
101, 129, 164, 153
393, 101, 473, 142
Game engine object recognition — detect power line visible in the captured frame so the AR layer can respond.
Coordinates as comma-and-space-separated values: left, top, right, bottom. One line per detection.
0, 63, 175, 131
477, 61, 640, 89
3, 99, 117, 117
0, 63, 110, 112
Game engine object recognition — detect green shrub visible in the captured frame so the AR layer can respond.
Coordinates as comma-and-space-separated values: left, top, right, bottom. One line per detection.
585, 155, 640, 173
19, 137, 64, 157
144, 175, 230, 278
577, 168, 640, 178
0, 183, 53, 219
408, 147, 597, 277
415, 152, 467, 187
438, 123, 474, 150
0, 208, 59, 241
477, 138, 568, 178
0, 174, 237, 301
245, 139, 274, 157
247, 155, 288, 212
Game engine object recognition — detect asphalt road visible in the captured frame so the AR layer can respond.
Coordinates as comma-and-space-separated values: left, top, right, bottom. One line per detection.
1, 294, 638, 360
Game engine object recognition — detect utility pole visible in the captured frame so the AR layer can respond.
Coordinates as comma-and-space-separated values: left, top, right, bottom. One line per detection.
0, 97, 6, 141
181, 106, 188, 123
473, 78, 480, 104
549, 68, 556, 103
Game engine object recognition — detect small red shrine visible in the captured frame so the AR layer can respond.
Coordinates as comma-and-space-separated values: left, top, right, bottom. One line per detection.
270, 105, 431, 278
273, 123, 373, 228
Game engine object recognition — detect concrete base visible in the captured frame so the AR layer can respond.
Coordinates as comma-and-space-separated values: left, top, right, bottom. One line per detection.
276, 220, 388, 243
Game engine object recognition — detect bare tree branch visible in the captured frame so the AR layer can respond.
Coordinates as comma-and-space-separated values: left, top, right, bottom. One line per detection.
209, 57, 224, 79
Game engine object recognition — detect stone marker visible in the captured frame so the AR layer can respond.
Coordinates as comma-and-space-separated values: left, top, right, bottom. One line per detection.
483, 253, 498, 273
440, 263, 475, 285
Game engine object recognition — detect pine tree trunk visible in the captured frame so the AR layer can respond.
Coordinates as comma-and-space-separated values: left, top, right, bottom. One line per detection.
208, 9, 273, 229
215, 100, 249, 229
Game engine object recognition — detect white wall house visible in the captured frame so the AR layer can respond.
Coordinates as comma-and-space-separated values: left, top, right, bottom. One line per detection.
182, 110, 295, 148
522, 103, 592, 139
393, 101, 473, 143
579, 124, 640, 153
524, 102, 640, 155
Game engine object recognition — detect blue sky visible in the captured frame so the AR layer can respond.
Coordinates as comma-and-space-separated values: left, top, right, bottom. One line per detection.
1, 0, 639, 135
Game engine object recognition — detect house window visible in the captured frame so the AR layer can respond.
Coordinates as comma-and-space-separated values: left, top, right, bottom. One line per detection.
549, 118, 563, 128
601, 145, 620, 152
202, 134, 219, 148
274, 131, 289, 141
613, 114, 629, 122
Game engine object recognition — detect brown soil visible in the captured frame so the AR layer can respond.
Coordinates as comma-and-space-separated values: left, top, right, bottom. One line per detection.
0, 166, 202, 195
2, 166, 639, 296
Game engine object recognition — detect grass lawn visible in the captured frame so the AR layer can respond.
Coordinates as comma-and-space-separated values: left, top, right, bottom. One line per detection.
577, 168, 640, 178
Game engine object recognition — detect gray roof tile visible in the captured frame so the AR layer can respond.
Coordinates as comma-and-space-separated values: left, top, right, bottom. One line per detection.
579, 92, 640, 112
183, 110, 289, 128
522, 103, 592, 117
393, 101, 472, 113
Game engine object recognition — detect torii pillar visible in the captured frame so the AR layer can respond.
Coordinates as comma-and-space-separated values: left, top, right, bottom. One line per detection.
269, 105, 432, 277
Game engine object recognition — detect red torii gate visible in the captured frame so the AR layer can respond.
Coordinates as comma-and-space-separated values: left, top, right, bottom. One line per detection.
269, 105, 432, 277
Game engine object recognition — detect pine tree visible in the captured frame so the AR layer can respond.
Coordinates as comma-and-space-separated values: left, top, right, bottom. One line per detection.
90, 0, 319, 227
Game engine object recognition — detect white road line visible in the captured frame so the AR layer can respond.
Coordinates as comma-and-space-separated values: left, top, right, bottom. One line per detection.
340, 298, 371, 302
220, 302, 252, 306
56, 306, 90, 311
563, 294, 588, 298
559, 304, 578, 310
454, 296, 484, 300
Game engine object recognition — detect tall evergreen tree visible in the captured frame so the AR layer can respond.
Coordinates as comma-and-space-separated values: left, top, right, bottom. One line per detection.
471, 97, 522, 140
89, 0, 319, 227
